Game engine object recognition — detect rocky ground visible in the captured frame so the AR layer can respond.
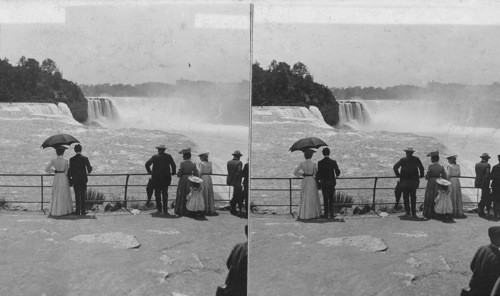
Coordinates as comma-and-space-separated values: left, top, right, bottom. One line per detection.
0, 209, 247, 296
249, 211, 494, 296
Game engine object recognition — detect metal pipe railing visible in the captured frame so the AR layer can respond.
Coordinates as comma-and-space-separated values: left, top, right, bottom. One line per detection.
0, 173, 233, 207
251, 175, 480, 215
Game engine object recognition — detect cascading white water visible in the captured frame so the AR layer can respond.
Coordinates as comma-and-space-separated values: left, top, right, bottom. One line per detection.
0, 102, 80, 125
337, 101, 369, 126
252, 106, 331, 128
87, 98, 118, 124
57, 103, 73, 118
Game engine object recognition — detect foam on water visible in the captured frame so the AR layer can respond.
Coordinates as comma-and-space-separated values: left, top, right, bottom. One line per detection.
253, 106, 331, 128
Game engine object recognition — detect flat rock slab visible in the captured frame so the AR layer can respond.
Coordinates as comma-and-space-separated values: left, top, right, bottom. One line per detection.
317, 235, 388, 252
394, 231, 428, 238
71, 232, 140, 249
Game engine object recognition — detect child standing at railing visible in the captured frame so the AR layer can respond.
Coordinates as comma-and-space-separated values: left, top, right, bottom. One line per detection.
186, 176, 205, 218
434, 178, 454, 221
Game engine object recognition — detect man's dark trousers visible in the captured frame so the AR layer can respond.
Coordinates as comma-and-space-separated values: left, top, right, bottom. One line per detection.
321, 181, 335, 218
230, 184, 244, 212
402, 185, 418, 216
74, 182, 87, 215
479, 185, 492, 214
153, 179, 169, 213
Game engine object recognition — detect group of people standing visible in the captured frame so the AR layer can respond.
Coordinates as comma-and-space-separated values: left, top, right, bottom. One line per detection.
45, 143, 248, 218
393, 147, 464, 221
145, 145, 249, 218
293, 147, 341, 220
292, 145, 500, 222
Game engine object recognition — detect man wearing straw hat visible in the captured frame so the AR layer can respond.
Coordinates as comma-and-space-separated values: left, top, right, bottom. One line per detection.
145, 145, 176, 214
393, 147, 425, 218
475, 153, 492, 217
227, 150, 243, 214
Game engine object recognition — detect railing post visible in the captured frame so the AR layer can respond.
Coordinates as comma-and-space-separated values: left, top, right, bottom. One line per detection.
372, 177, 378, 210
229, 185, 232, 202
124, 174, 130, 208
41, 175, 44, 211
289, 178, 294, 217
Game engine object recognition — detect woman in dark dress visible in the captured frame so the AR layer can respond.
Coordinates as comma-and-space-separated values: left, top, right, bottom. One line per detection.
175, 151, 199, 216
423, 152, 448, 219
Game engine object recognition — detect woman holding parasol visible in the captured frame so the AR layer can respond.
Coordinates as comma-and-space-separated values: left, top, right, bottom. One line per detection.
290, 137, 326, 220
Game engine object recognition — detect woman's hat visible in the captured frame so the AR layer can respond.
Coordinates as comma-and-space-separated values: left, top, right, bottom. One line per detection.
188, 176, 203, 183
427, 151, 439, 157
156, 145, 167, 150
232, 150, 243, 156
436, 178, 451, 186
404, 147, 415, 152
480, 153, 491, 159
198, 151, 210, 157
55, 145, 69, 150
179, 148, 191, 154
446, 155, 457, 159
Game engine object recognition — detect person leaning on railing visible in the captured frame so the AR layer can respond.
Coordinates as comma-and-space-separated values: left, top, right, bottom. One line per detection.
393, 147, 425, 219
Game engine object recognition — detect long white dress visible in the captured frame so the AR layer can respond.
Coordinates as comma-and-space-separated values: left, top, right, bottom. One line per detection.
294, 160, 322, 219
45, 156, 73, 216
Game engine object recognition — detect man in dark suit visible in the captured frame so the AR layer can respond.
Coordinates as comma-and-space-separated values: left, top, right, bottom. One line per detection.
393, 147, 425, 218
145, 145, 176, 214
227, 150, 243, 214
476, 153, 492, 217
316, 147, 341, 219
68, 144, 92, 216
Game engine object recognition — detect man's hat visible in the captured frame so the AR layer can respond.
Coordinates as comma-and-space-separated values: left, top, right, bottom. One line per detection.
156, 145, 167, 150
404, 147, 415, 152
446, 155, 457, 160
488, 226, 500, 238
232, 150, 243, 156
188, 176, 203, 183
481, 153, 491, 159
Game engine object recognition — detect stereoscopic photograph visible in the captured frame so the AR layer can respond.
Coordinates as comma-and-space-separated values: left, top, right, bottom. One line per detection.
249, 1, 500, 295
0, 1, 249, 295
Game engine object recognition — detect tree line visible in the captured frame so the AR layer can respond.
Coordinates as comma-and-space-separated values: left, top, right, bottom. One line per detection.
331, 82, 500, 101
252, 61, 339, 126
0, 57, 87, 122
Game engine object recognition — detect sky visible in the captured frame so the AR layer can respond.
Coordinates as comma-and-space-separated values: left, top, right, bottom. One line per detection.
0, 1, 250, 85
253, 0, 500, 88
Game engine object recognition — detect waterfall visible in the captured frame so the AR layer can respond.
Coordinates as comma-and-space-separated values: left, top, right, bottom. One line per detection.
86, 98, 118, 124
337, 101, 370, 126
252, 106, 331, 128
